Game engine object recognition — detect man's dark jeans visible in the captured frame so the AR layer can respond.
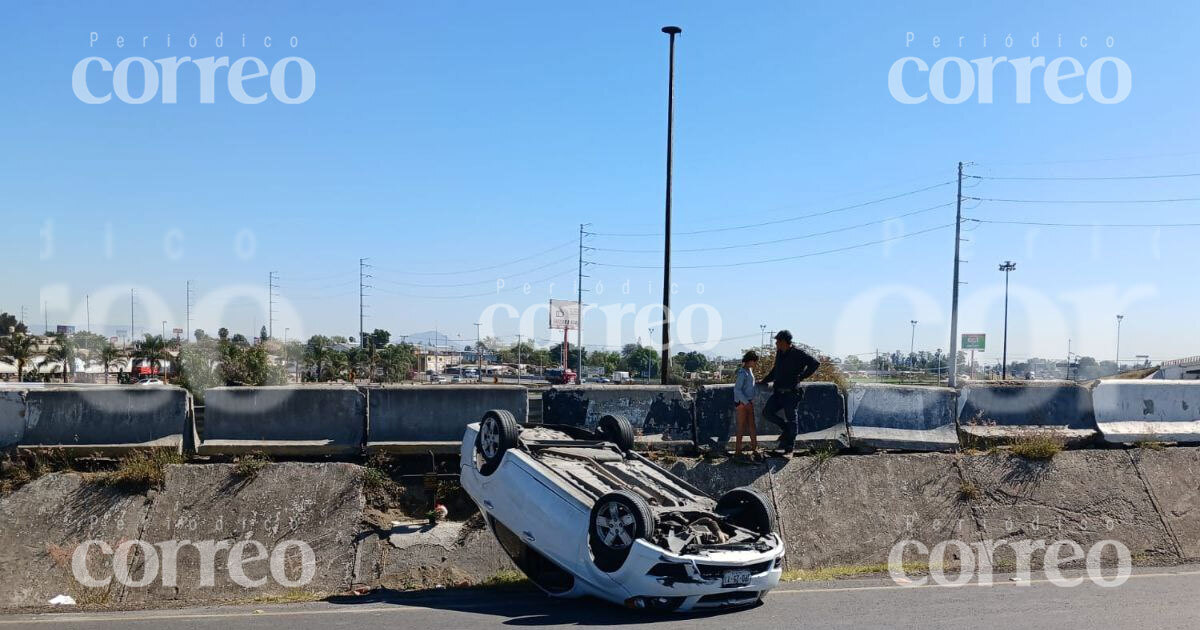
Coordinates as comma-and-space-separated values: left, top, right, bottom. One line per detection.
763, 389, 800, 451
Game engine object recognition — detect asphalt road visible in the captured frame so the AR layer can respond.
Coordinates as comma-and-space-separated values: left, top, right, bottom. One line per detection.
5, 566, 1200, 629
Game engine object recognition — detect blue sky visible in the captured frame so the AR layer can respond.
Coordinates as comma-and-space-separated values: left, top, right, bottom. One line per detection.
2, 0, 1198, 364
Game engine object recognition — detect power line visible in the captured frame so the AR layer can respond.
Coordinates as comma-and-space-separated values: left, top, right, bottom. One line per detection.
591, 181, 954, 237
370, 239, 575, 276
594, 223, 954, 270
969, 172, 1200, 181
372, 253, 576, 288
969, 218, 1200, 228
593, 202, 954, 254
968, 196, 1200, 204
373, 266, 576, 300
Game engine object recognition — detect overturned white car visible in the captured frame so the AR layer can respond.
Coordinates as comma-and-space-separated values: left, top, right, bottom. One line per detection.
460, 410, 785, 612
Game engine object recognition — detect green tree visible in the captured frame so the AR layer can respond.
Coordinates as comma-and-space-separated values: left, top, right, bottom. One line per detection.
0, 312, 28, 335
622, 345, 660, 378
194, 329, 209, 343
0, 333, 37, 381
304, 335, 334, 381
367, 329, 391, 349
99, 342, 122, 384
260, 326, 269, 343
177, 343, 219, 400
40, 334, 78, 383
218, 327, 229, 341
378, 344, 415, 382
132, 334, 172, 378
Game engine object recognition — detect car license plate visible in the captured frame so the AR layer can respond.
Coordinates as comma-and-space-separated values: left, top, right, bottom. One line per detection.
722, 569, 752, 587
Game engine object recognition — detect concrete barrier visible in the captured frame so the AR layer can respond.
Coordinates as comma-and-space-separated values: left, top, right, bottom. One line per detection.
19, 386, 190, 454
200, 386, 365, 456
0, 390, 25, 449
366, 385, 527, 453
957, 380, 1097, 445
695, 382, 847, 449
846, 384, 958, 452
542, 385, 694, 441
1094, 380, 1200, 444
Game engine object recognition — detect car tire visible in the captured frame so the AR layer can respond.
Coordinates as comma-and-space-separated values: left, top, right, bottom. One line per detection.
597, 414, 635, 453
476, 409, 520, 476
589, 490, 655, 572
716, 486, 778, 536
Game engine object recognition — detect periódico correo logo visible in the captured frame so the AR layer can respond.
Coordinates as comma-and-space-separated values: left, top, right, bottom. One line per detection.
72, 31, 315, 104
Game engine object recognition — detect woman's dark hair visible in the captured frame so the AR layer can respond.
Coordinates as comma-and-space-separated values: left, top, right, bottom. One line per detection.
742, 350, 759, 363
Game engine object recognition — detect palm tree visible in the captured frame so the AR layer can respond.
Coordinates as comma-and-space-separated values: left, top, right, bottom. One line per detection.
40, 334, 77, 383
0, 334, 38, 382
132, 334, 172, 381
99, 342, 122, 384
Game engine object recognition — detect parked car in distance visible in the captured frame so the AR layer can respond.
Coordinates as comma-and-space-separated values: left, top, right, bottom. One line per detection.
135, 378, 163, 386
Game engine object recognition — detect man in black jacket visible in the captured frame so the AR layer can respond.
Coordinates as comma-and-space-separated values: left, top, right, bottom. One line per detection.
757, 330, 820, 455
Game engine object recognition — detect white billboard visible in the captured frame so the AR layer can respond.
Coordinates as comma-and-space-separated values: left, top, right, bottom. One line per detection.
549, 299, 579, 330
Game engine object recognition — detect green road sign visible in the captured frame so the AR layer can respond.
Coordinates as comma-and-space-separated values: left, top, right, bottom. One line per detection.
962, 334, 986, 350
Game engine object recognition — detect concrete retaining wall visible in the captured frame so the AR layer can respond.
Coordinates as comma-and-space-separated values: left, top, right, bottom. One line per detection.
846, 384, 958, 452
20, 386, 191, 453
1094, 380, 1200, 444
958, 380, 1098, 445
366, 385, 528, 447
0, 390, 25, 449
695, 382, 847, 448
200, 386, 365, 456
542, 385, 694, 441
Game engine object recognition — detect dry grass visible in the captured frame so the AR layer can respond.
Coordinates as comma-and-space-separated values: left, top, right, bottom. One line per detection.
1008, 429, 1066, 460
232, 452, 271, 478
782, 562, 933, 582
809, 443, 840, 464
1135, 440, 1167, 451
958, 480, 981, 501
93, 449, 183, 491
478, 570, 530, 589
246, 588, 324, 605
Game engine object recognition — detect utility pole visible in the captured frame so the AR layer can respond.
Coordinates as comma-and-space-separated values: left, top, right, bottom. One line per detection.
130, 289, 136, 344
161, 320, 166, 338
577, 223, 592, 384
516, 333, 522, 385
475, 322, 483, 382
359, 258, 372, 348
910, 320, 918, 366
86, 295, 91, 334
999, 261, 1017, 379
1115, 314, 1125, 372
760, 324, 766, 349
43, 301, 48, 335
185, 281, 194, 343
948, 162, 965, 387
268, 271, 279, 339
660, 25, 681, 385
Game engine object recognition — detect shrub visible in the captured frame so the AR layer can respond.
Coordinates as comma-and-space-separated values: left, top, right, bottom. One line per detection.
95, 450, 182, 491
1009, 429, 1065, 460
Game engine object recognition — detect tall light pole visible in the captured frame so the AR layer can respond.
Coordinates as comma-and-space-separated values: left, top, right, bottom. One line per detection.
659, 25, 681, 385
909, 320, 918, 366
1115, 314, 1125, 372
999, 261, 1017, 379
161, 320, 166, 339
475, 322, 483, 382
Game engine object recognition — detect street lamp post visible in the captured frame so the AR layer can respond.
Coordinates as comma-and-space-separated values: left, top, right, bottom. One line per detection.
999, 261, 1017, 379
659, 25, 681, 385
1115, 314, 1125, 373
910, 320, 918, 366
161, 320, 166, 339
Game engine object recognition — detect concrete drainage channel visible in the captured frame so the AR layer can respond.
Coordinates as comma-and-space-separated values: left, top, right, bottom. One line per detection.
6, 448, 1200, 610
2, 380, 1200, 610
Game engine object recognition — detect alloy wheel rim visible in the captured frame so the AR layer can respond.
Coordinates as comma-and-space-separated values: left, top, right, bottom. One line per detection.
594, 501, 636, 549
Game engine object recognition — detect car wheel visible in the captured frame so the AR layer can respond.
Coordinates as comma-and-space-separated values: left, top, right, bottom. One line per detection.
589, 490, 655, 572
716, 487, 778, 536
597, 414, 635, 453
476, 409, 520, 476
